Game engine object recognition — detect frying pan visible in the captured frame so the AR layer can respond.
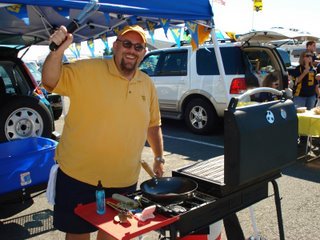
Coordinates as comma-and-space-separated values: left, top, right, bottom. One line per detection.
140, 161, 198, 203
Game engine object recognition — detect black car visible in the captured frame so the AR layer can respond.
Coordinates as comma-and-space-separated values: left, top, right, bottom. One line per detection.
0, 35, 60, 142
25, 61, 63, 120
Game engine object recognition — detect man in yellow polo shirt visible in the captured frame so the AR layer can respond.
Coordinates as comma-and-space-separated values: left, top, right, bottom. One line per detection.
42, 25, 164, 240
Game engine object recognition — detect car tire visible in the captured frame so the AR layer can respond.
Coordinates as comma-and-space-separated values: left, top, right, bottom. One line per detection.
0, 96, 53, 142
184, 98, 219, 135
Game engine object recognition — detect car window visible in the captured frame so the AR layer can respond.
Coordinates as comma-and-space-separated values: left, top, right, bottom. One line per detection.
141, 50, 188, 77
276, 48, 291, 68
157, 51, 187, 76
0, 64, 15, 94
0, 61, 31, 95
196, 47, 245, 75
25, 61, 41, 85
140, 54, 160, 76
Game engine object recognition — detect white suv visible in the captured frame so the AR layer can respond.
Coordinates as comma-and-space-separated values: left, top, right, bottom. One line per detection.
140, 41, 290, 134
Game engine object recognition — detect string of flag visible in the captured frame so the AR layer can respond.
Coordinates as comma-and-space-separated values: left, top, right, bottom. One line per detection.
4, 3, 231, 54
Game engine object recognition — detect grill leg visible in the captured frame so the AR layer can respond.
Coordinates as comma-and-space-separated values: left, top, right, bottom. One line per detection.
271, 179, 285, 240
223, 213, 245, 240
169, 225, 178, 240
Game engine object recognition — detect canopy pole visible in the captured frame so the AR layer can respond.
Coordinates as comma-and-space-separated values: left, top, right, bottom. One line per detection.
210, 0, 230, 103
210, 27, 230, 103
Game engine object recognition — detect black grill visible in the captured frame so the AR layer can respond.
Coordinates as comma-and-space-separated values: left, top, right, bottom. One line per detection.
174, 98, 298, 197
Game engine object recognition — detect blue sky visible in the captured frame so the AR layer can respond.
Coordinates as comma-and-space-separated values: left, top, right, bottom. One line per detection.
213, 0, 320, 36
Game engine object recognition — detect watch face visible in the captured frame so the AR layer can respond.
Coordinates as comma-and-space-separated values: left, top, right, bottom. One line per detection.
155, 157, 165, 163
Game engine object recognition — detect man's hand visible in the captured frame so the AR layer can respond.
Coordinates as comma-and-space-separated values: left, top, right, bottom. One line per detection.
153, 161, 164, 177
49, 26, 73, 54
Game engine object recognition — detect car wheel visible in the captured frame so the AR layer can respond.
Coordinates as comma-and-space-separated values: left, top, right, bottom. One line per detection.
184, 98, 219, 134
0, 96, 53, 142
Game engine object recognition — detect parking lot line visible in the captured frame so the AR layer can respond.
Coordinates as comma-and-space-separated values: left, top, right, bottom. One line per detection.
163, 134, 224, 149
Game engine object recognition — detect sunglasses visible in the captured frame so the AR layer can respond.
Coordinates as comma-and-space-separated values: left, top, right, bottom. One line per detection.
304, 54, 313, 58
116, 39, 145, 52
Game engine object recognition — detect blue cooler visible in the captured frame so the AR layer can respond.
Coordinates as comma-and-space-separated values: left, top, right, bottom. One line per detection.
0, 137, 57, 200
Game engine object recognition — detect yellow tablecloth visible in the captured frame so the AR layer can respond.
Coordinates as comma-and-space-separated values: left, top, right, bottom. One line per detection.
297, 111, 320, 137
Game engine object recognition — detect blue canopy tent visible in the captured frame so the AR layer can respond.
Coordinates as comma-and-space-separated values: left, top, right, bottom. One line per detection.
0, 0, 213, 43
0, 0, 230, 99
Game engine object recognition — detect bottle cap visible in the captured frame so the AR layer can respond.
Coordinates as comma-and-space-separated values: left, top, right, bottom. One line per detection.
97, 180, 103, 189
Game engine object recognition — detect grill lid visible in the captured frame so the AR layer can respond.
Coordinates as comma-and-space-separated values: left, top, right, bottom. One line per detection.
224, 97, 297, 186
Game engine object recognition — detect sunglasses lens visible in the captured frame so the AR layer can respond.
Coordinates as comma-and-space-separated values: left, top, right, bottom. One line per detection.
134, 45, 144, 52
122, 40, 133, 49
119, 40, 144, 52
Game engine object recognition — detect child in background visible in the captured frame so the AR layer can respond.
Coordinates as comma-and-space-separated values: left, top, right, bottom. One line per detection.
258, 71, 280, 102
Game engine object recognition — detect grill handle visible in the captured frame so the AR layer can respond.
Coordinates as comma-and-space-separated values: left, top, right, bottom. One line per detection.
227, 87, 292, 111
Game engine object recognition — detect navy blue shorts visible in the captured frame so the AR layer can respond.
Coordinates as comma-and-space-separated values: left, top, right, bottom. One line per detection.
53, 169, 137, 234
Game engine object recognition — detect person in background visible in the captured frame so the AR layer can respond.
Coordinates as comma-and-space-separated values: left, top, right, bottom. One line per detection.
258, 71, 281, 102
306, 40, 320, 67
41, 25, 165, 240
291, 51, 320, 110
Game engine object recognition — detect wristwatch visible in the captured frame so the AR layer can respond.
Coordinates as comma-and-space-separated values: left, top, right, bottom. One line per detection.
154, 156, 165, 164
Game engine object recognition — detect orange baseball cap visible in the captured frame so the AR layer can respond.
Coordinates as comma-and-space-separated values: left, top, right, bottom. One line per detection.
118, 25, 147, 43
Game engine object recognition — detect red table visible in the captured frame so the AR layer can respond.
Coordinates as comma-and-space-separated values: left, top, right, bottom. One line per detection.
74, 200, 179, 240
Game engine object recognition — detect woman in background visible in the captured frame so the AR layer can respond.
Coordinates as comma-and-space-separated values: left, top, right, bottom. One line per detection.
291, 51, 320, 110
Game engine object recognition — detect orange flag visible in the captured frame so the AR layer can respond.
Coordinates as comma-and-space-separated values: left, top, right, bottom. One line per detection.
191, 25, 211, 51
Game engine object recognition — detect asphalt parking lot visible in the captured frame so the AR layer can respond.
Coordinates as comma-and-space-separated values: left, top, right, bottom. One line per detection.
1, 98, 320, 240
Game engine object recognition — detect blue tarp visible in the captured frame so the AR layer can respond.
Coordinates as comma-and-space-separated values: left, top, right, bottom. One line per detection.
0, 0, 214, 44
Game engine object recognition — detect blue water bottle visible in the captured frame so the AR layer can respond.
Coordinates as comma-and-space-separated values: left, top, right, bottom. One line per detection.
96, 180, 106, 215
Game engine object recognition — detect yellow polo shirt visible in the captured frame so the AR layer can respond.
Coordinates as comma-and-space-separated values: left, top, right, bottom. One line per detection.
53, 58, 161, 187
